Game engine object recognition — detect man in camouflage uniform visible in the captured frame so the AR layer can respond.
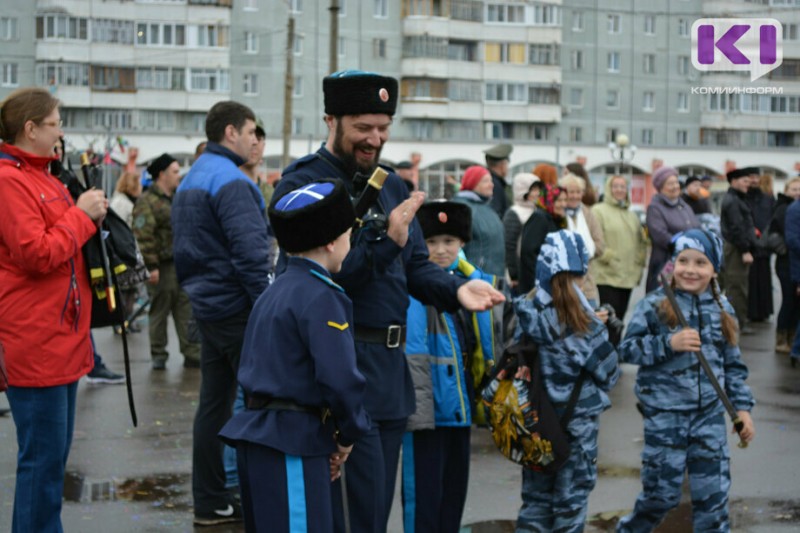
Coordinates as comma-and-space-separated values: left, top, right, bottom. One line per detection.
133, 153, 200, 369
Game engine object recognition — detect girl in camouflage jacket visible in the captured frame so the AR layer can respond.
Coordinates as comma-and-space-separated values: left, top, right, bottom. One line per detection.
617, 229, 755, 533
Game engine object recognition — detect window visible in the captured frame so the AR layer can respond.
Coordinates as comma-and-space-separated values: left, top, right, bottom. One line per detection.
532, 4, 560, 26
244, 31, 258, 53
338, 36, 345, 57
641, 129, 654, 145
188, 68, 230, 92
290, 0, 302, 14
93, 19, 134, 44
92, 109, 132, 131
571, 50, 584, 70
443, 120, 482, 140
90, 66, 136, 91
339, 0, 346, 16
678, 55, 689, 75
569, 127, 582, 142
572, 10, 584, 31
36, 14, 88, 40
410, 120, 435, 139
608, 52, 620, 72
784, 23, 798, 41
644, 15, 655, 35
485, 82, 527, 103
137, 22, 185, 46
448, 40, 478, 61
486, 121, 513, 139
1, 63, 18, 87
449, 80, 482, 102
606, 89, 619, 108
293, 75, 303, 97
292, 117, 303, 135
678, 19, 689, 37
569, 87, 583, 108
374, 0, 388, 18
484, 42, 525, 64
36, 62, 89, 87
137, 110, 176, 131
605, 128, 619, 143
643, 54, 655, 74
243, 73, 258, 95
190, 113, 206, 133
608, 14, 621, 34
243, 0, 258, 9
136, 67, 175, 90
677, 92, 689, 112
529, 44, 559, 65
676, 130, 688, 145
0, 17, 19, 40
643, 91, 655, 111
293, 34, 304, 55
193, 24, 228, 48
487, 4, 525, 23
373, 38, 387, 58
528, 86, 559, 104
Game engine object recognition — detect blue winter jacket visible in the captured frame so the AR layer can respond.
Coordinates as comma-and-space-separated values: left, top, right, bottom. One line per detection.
405, 257, 496, 428
172, 143, 274, 321
620, 287, 755, 412
785, 199, 800, 283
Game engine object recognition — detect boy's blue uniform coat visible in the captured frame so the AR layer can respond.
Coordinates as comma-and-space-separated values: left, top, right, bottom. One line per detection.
220, 257, 370, 532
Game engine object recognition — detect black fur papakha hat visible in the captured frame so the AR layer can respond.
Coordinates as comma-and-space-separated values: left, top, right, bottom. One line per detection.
416, 201, 472, 243
726, 167, 758, 182
323, 70, 398, 117
269, 179, 355, 253
147, 153, 177, 179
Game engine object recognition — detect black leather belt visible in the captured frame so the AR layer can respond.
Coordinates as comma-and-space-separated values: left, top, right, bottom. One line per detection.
245, 395, 326, 419
354, 324, 406, 348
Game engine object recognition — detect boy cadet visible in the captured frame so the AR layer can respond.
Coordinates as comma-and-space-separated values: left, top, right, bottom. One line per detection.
220, 179, 370, 532
274, 70, 504, 532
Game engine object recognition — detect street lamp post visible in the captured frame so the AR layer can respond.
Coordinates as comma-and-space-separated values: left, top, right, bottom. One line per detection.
608, 133, 637, 179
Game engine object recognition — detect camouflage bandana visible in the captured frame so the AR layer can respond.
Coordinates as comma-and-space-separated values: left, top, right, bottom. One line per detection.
671, 229, 723, 273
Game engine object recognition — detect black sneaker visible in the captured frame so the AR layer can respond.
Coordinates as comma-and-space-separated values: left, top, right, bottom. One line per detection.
193, 502, 243, 526
86, 365, 125, 385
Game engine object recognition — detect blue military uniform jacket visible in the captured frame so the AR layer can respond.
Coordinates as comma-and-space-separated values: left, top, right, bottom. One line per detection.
620, 288, 755, 412
219, 257, 370, 456
275, 146, 465, 420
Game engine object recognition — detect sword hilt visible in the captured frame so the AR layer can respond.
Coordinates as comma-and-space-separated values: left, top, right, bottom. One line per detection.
732, 416, 748, 449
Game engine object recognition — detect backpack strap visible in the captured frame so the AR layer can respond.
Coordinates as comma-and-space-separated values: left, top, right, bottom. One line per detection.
559, 369, 587, 432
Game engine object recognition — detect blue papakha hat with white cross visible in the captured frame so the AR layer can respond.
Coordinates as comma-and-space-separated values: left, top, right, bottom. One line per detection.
268, 179, 355, 253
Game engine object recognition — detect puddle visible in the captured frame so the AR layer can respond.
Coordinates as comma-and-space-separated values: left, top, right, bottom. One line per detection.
64, 472, 191, 511
597, 465, 640, 478
460, 520, 516, 532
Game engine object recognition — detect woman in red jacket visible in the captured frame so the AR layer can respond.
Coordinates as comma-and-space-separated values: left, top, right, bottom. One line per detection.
0, 87, 107, 532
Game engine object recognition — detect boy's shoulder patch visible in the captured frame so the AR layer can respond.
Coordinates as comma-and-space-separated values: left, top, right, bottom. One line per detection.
309, 269, 344, 293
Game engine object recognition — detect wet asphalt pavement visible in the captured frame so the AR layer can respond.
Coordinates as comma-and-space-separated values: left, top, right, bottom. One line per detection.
0, 288, 799, 532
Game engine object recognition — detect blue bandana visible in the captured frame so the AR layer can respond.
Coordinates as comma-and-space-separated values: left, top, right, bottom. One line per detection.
671, 229, 723, 273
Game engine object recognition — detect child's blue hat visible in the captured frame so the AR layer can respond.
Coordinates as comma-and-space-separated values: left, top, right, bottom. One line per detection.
269, 179, 355, 253
671, 229, 723, 272
535, 230, 589, 295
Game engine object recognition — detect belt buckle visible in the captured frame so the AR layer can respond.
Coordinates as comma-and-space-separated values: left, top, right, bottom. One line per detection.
386, 325, 402, 349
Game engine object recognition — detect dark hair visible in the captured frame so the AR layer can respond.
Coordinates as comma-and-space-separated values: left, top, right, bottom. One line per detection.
566, 162, 596, 206
0, 87, 60, 143
204, 101, 256, 143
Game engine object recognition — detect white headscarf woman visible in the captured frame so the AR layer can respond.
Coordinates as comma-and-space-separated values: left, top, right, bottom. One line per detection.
503, 172, 542, 288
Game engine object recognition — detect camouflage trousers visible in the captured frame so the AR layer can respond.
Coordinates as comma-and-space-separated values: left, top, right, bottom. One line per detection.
146, 261, 200, 364
616, 405, 730, 533
516, 416, 599, 533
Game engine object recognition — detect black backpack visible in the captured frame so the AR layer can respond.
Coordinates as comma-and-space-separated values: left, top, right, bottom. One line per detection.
481, 335, 585, 474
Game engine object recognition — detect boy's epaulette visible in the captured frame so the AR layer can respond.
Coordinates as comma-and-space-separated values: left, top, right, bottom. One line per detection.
309, 269, 345, 293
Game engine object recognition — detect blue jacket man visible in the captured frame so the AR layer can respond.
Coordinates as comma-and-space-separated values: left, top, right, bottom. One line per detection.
274, 70, 504, 533
783, 198, 800, 364
172, 101, 272, 526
